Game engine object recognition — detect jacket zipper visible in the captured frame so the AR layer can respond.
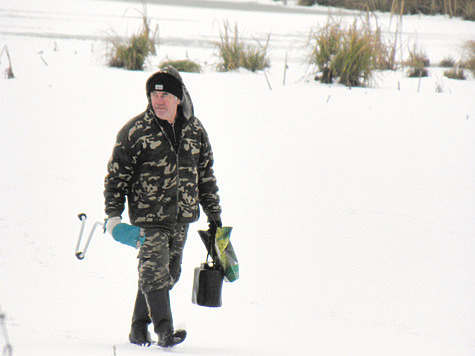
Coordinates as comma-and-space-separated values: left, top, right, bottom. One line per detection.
154, 116, 189, 222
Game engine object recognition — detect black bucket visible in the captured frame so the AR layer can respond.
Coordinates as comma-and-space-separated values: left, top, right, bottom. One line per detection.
192, 262, 224, 307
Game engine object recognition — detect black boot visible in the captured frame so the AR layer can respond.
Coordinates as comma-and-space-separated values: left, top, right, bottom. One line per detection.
144, 288, 186, 347
128, 289, 152, 346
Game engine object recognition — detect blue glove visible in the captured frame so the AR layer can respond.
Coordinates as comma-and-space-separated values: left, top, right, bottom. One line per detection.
112, 223, 145, 249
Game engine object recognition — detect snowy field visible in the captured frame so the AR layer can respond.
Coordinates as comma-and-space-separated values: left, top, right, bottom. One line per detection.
0, 0, 474, 355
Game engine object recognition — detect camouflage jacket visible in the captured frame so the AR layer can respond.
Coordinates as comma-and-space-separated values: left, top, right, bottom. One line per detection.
104, 106, 221, 228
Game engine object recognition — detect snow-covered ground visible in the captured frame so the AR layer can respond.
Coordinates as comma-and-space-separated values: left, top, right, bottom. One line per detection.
0, 0, 474, 355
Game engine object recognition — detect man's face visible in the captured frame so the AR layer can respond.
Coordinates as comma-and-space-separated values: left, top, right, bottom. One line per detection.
150, 91, 180, 123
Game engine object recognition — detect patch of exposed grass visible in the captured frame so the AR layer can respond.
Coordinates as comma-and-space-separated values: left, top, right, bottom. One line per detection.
160, 59, 201, 73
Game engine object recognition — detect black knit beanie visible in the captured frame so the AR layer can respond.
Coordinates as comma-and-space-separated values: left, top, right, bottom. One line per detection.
146, 72, 183, 100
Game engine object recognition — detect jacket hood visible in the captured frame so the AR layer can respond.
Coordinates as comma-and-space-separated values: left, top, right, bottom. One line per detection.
146, 66, 194, 120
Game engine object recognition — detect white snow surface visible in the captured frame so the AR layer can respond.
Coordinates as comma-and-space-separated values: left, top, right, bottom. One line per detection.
0, 0, 474, 355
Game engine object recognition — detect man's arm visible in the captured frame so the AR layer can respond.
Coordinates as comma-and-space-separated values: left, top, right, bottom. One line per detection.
197, 125, 222, 222
104, 129, 135, 218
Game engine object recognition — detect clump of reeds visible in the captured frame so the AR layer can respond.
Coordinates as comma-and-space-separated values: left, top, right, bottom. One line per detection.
443, 67, 466, 80
1, 45, 15, 79
309, 17, 394, 87
405, 43, 430, 78
461, 40, 475, 75
107, 8, 158, 71
216, 21, 270, 72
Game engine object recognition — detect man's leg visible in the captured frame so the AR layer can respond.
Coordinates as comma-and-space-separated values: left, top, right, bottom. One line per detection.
169, 224, 189, 288
138, 227, 173, 293
137, 226, 186, 347
128, 288, 152, 346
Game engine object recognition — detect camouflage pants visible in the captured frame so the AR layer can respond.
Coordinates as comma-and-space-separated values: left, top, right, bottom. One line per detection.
138, 224, 189, 294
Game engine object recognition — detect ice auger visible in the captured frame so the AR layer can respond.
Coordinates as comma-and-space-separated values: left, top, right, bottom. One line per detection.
74, 213, 104, 260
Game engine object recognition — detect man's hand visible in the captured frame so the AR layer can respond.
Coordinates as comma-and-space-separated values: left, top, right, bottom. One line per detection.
105, 217, 121, 235
208, 219, 222, 237
106, 217, 145, 249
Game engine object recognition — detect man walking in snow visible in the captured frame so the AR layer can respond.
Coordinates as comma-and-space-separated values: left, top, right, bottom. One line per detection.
103, 66, 222, 347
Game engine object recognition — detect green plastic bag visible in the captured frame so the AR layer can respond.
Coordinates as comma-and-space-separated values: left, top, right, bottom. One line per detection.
198, 227, 239, 283
215, 227, 239, 282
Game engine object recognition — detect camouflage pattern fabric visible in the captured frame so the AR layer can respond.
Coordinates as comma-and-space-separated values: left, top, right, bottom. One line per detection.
104, 107, 221, 227
138, 224, 189, 294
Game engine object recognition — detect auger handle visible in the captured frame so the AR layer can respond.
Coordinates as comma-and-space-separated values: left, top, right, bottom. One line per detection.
75, 213, 103, 260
